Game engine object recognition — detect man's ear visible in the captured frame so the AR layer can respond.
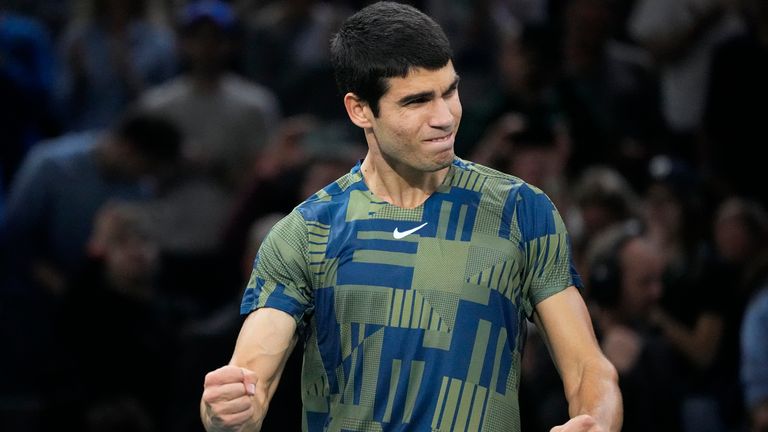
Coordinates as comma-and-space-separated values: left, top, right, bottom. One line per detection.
344, 93, 373, 129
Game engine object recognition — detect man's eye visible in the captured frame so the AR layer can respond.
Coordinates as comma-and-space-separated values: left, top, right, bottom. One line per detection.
405, 98, 427, 106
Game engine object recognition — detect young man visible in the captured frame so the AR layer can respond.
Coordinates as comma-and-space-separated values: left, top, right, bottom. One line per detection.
200, 2, 622, 431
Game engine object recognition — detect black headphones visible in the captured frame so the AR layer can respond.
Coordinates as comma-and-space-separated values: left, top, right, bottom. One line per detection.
588, 221, 643, 308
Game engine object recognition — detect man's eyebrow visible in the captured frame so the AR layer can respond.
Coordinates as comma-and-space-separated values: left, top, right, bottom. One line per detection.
396, 75, 461, 106
397, 90, 434, 106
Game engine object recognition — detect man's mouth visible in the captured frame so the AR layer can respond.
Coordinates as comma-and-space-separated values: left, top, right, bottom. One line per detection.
425, 133, 453, 143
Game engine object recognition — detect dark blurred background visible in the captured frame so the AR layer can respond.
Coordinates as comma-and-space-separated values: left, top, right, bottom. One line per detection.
2, 0, 768, 431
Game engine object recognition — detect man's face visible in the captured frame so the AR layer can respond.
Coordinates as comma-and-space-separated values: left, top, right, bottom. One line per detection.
367, 62, 462, 173
182, 21, 231, 73
715, 215, 750, 263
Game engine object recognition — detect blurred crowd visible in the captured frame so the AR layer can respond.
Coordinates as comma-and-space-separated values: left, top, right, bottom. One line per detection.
1, 0, 767, 431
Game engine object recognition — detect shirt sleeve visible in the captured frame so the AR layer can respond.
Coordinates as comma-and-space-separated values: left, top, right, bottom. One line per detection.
240, 210, 314, 325
514, 183, 582, 318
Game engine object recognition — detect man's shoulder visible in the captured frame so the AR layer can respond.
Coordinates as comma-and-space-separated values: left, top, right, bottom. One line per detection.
221, 74, 279, 108
8, 132, 100, 200
452, 158, 521, 183
139, 77, 190, 109
450, 157, 532, 198
28, 132, 99, 166
452, 158, 561, 231
260, 169, 361, 251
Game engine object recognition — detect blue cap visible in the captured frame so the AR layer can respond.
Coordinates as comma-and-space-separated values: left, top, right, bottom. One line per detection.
179, 0, 236, 31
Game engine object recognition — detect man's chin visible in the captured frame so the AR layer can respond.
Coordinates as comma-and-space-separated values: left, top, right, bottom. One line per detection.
429, 150, 455, 171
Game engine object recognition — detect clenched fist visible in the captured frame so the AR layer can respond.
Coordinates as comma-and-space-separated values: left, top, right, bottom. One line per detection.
201, 365, 264, 432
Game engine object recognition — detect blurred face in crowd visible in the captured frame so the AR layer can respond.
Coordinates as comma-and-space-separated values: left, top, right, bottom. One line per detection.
499, 36, 531, 91
105, 226, 159, 287
363, 62, 462, 174
619, 237, 663, 320
715, 214, 751, 263
506, 145, 552, 188
91, 206, 159, 296
714, 198, 768, 264
580, 201, 622, 240
644, 183, 683, 238
103, 136, 174, 180
182, 20, 232, 75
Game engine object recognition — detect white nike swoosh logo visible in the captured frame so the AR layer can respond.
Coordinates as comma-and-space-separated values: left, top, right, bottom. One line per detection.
393, 222, 428, 239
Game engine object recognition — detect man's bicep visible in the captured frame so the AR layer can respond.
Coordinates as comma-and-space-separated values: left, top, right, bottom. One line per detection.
533, 286, 602, 377
230, 307, 298, 382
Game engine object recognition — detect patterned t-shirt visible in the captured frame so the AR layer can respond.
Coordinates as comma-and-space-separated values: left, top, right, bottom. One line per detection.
241, 158, 582, 431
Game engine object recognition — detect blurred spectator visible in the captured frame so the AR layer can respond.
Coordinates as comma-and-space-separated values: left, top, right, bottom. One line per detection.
3, 108, 181, 294
135, 0, 281, 285
140, 0, 280, 193
456, 24, 564, 158
132, 168, 242, 327
0, 111, 179, 430
585, 222, 683, 431
742, 283, 768, 432
45, 202, 175, 431
665, 196, 768, 431
653, 198, 768, 432
556, 0, 662, 185
644, 155, 708, 262
238, 0, 349, 119
703, 0, 768, 207
424, 0, 551, 105
641, 155, 738, 431
569, 165, 641, 274
0, 8, 57, 188
54, 0, 177, 131
5, 0, 75, 37
468, 112, 570, 210
221, 116, 365, 266
427, 0, 551, 45
628, 0, 743, 159
522, 220, 684, 432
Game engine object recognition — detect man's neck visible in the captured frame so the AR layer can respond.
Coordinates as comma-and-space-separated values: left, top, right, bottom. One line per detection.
359, 153, 450, 209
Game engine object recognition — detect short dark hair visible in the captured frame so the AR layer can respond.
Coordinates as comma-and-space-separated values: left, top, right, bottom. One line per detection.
330, 1, 453, 116
113, 110, 182, 163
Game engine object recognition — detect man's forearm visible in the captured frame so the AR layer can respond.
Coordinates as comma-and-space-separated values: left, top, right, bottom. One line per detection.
566, 357, 623, 432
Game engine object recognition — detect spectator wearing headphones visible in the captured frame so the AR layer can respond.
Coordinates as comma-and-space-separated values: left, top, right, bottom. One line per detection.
586, 221, 683, 432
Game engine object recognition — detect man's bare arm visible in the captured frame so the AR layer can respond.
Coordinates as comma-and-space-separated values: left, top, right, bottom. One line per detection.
534, 286, 623, 432
200, 307, 298, 432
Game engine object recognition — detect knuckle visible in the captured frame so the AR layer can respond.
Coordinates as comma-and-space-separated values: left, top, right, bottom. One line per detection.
203, 370, 219, 385
202, 388, 214, 402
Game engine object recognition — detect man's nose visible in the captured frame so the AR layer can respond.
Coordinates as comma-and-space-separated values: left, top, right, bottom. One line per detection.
429, 98, 455, 130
